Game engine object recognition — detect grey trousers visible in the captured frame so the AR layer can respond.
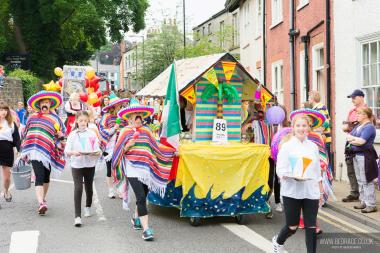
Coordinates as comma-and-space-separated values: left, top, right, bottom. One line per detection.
353, 155, 376, 207
345, 155, 359, 197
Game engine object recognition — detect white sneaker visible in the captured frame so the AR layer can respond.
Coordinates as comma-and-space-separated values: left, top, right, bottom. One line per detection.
84, 207, 91, 217
108, 188, 115, 199
74, 217, 82, 227
275, 203, 283, 212
272, 236, 284, 253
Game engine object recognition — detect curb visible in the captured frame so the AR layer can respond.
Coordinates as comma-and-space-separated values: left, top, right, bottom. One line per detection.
325, 202, 380, 231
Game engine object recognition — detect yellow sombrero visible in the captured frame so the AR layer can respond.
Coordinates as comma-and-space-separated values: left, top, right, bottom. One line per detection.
118, 98, 154, 120
102, 93, 130, 112
28, 91, 62, 110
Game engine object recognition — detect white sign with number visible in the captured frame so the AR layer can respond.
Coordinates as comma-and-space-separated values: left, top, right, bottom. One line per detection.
212, 118, 228, 144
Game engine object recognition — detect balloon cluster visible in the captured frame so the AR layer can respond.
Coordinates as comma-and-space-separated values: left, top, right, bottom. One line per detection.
79, 67, 102, 107
42, 67, 64, 92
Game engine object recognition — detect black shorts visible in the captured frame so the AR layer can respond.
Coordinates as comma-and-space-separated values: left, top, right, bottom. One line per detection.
31, 161, 51, 186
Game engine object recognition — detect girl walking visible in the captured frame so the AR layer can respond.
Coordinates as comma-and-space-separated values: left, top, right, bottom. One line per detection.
65, 111, 101, 227
0, 101, 21, 207
272, 112, 324, 253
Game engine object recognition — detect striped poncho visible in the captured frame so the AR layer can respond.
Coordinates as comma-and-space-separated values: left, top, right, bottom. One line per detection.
307, 131, 335, 203
21, 112, 66, 172
98, 113, 127, 159
112, 126, 175, 198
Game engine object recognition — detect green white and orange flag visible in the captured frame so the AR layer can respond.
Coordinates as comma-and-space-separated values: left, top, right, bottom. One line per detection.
160, 63, 181, 150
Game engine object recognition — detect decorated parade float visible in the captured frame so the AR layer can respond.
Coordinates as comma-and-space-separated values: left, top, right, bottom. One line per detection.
137, 53, 283, 226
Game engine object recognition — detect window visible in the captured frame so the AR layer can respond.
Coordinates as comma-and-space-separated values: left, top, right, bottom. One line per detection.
255, 0, 263, 36
297, 0, 309, 9
202, 27, 205, 36
208, 23, 212, 35
220, 21, 225, 48
300, 50, 307, 104
196, 30, 201, 41
271, 0, 283, 26
361, 40, 380, 129
243, 2, 250, 28
272, 60, 284, 104
312, 44, 326, 105
232, 13, 239, 47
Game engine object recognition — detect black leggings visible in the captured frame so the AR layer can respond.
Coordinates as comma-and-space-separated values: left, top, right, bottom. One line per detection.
128, 177, 149, 216
277, 196, 319, 253
267, 158, 281, 203
31, 161, 51, 186
106, 160, 112, 177
72, 167, 95, 218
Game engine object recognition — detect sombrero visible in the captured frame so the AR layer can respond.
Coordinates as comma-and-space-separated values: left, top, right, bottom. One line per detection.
118, 98, 154, 120
289, 108, 326, 129
28, 90, 62, 110
102, 93, 130, 112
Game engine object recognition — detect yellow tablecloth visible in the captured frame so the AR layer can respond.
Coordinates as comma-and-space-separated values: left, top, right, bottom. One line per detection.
177, 142, 271, 201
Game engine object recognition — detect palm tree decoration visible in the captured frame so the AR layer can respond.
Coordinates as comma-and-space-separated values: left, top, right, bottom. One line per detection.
201, 82, 239, 119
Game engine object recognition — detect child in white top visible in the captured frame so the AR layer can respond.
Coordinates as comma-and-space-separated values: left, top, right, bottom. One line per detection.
273, 114, 323, 253
65, 111, 101, 227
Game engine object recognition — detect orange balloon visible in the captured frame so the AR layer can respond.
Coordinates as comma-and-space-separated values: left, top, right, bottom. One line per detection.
87, 92, 98, 105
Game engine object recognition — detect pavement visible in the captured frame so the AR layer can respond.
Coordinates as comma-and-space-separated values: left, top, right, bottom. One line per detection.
1, 169, 380, 253
325, 180, 380, 231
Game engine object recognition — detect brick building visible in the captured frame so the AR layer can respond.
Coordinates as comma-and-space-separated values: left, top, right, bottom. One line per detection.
265, 0, 334, 111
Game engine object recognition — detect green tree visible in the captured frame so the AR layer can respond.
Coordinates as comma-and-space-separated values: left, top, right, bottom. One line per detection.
8, 69, 40, 104
135, 24, 232, 84
1, 0, 148, 79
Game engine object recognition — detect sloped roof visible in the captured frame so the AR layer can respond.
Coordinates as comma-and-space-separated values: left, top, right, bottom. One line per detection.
137, 53, 274, 102
137, 53, 226, 97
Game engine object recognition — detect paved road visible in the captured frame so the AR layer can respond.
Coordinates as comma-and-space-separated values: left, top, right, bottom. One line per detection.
1, 168, 378, 253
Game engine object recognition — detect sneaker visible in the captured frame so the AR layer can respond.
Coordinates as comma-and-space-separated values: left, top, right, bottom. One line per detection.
131, 217, 142, 230
108, 189, 116, 199
84, 207, 92, 217
272, 236, 284, 253
342, 195, 359, 202
275, 203, 283, 212
38, 203, 48, 215
354, 203, 366, 209
74, 217, 82, 227
142, 228, 154, 241
361, 206, 377, 213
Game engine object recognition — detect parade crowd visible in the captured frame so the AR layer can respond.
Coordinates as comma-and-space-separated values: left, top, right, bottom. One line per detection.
0, 87, 378, 252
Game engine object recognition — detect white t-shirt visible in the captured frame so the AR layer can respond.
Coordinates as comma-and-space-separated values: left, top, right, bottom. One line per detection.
65, 128, 101, 168
0, 120, 14, 142
276, 136, 322, 200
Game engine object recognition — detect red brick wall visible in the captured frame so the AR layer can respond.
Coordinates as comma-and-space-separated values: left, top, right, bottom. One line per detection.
265, 0, 334, 117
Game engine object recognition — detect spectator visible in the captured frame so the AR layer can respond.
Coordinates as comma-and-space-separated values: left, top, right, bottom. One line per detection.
16, 101, 27, 126
342, 89, 367, 202
346, 107, 377, 213
0, 65, 5, 88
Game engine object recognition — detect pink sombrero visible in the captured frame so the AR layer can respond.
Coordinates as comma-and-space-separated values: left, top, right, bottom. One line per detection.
289, 108, 326, 129
102, 93, 130, 112
118, 98, 154, 120
28, 91, 62, 110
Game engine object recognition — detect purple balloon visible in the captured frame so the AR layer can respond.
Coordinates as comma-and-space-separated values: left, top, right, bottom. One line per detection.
266, 106, 286, 125
271, 127, 292, 161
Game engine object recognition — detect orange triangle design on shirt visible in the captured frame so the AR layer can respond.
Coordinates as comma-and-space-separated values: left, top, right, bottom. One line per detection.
302, 157, 312, 177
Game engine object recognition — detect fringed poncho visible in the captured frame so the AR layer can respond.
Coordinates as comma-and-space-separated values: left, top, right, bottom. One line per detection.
98, 114, 127, 160
21, 112, 66, 172
112, 126, 175, 199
